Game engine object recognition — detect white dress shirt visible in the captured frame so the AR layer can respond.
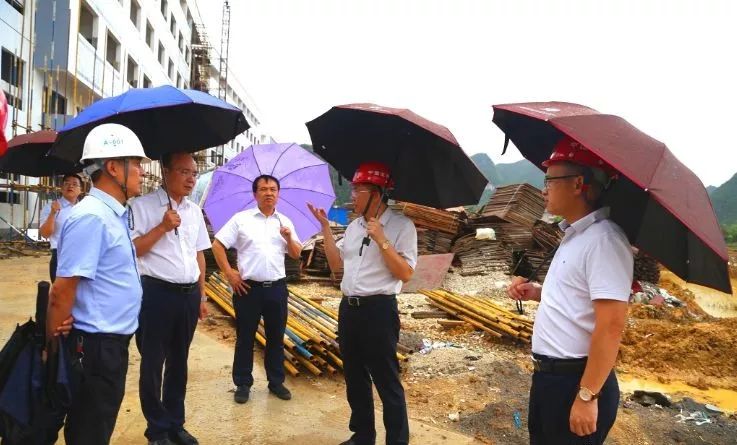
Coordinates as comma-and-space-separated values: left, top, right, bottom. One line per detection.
40, 197, 76, 249
531, 207, 633, 359
338, 208, 418, 297
130, 188, 211, 284
214, 207, 300, 282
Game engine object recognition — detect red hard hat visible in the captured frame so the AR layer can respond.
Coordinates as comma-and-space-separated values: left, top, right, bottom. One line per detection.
542, 135, 617, 178
351, 161, 395, 188
0, 90, 7, 156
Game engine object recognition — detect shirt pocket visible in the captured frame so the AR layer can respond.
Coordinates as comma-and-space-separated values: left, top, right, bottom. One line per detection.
181, 223, 200, 255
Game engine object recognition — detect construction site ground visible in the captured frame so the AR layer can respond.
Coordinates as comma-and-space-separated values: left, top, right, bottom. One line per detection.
2, 257, 737, 444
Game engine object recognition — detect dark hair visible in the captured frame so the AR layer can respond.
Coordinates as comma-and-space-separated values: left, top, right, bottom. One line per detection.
62, 173, 83, 185
161, 152, 195, 169
252, 175, 280, 193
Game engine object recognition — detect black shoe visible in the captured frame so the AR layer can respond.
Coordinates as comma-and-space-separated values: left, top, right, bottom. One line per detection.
148, 439, 175, 445
234, 385, 251, 404
169, 429, 199, 445
338, 439, 373, 445
268, 383, 292, 400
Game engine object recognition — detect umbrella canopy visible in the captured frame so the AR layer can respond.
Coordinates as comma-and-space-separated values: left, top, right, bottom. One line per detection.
0, 131, 81, 177
493, 101, 731, 294
0, 89, 7, 156
203, 143, 336, 242
306, 103, 488, 208
49, 85, 249, 162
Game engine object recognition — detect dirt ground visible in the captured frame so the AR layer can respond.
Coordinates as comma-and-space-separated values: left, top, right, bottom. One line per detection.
2, 256, 737, 444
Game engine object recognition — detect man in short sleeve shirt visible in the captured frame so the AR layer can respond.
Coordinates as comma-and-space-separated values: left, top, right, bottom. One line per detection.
309, 162, 417, 445
212, 174, 302, 404
47, 123, 148, 445
508, 136, 634, 445
130, 152, 211, 445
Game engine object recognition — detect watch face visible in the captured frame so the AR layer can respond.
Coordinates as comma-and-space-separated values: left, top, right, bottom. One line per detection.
579, 388, 593, 401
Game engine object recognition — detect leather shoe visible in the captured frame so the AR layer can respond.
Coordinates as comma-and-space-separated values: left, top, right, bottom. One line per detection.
269, 383, 292, 400
169, 428, 199, 445
234, 385, 250, 404
148, 439, 175, 445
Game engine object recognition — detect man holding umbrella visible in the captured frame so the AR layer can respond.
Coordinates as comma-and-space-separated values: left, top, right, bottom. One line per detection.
211, 174, 302, 404
308, 162, 417, 445
46, 123, 148, 445
39, 173, 83, 282
130, 152, 211, 445
507, 136, 633, 444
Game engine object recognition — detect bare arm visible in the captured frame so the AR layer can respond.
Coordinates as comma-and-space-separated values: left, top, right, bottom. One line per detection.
308, 204, 343, 274
376, 243, 413, 282
197, 250, 208, 319
39, 203, 58, 239
580, 299, 628, 393
46, 277, 80, 344
211, 239, 249, 295
133, 209, 180, 257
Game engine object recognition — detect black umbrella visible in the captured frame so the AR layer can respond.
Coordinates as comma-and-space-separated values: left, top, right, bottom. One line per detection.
0, 282, 71, 444
306, 103, 488, 209
0, 131, 81, 177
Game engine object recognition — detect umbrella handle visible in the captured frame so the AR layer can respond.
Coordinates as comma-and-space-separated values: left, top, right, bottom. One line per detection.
159, 158, 178, 236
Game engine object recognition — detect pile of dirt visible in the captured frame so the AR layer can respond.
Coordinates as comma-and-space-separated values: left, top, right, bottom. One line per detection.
620, 317, 737, 389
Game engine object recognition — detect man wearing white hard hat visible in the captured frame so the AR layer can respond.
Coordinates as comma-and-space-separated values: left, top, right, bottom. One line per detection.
46, 123, 149, 445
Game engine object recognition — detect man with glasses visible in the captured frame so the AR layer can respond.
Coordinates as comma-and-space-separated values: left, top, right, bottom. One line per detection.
40, 173, 83, 281
130, 152, 211, 445
308, 162, 417, 445
507, 136, 633, 445
211, 174, 302, 404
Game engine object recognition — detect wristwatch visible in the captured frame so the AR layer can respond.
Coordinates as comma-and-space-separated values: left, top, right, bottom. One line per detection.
577, 385, 600, 402
201, 296, 208, 303
380, 239, 391, 250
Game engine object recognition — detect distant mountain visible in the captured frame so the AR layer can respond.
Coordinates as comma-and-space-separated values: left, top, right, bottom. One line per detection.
710, 173, 737, 226
707, 185, 717, 196
470, 153, 544, 189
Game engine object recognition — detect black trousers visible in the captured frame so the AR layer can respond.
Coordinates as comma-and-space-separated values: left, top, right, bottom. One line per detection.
49, 249, 57, 282
136, 278, 200, 441
232, 282, 288, 388
338, 296, 409, 445
529, 366, 619, 445
64, 329, 131, 445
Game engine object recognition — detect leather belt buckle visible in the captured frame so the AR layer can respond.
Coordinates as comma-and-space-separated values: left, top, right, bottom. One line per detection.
347, 296, 361, 307
262, 281, 273, 288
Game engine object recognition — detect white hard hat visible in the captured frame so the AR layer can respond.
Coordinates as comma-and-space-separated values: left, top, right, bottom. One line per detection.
80, 123, 149, 163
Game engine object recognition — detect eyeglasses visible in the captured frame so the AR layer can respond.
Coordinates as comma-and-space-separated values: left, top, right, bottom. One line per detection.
172, 168, 199, 179
543, 174, 580, 188
62, 182, 81, 188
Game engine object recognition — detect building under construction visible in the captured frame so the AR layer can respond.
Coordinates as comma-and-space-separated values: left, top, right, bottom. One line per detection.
0, 0, 267, 240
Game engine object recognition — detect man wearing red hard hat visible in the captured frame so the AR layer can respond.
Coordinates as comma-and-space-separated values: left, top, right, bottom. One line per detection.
508, 136, 633, 444
0, 89, 8, 156
308, 161, 417, 445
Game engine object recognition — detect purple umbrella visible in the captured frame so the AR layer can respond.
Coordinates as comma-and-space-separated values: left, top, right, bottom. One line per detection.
203, 143, 336, 241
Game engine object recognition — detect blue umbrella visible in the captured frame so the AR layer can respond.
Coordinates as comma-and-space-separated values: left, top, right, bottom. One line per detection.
49, 85, 249, 162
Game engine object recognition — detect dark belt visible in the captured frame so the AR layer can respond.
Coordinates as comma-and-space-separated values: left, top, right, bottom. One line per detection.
71, 329, 132, 344
532, 354, 588, 374
342, 294, 395, 307
245, 278, 286, 288
141, 275, 199, 293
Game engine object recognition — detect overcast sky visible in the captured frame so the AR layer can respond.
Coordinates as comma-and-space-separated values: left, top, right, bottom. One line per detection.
198, 0, 737, 187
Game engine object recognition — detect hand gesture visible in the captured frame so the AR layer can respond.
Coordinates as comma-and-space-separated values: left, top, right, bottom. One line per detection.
507, 276, 542, 302
366, 217, 386, 243
160, 209, 181, 232
307, 203, 330, 229
51, 200, 61, 214
53, 315, 74, 337
226, 268, 250, 296
199, 302, 208, 320
280, 225, 292, 242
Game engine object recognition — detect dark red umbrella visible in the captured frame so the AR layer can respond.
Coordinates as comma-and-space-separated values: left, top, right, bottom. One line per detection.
0, 131, 81, 177
306, 103, 488, 208
492, 101, 731, 294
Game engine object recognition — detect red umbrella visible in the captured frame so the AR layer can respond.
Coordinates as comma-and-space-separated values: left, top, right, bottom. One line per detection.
493, 101, 731, 294
1, 131, 81, 177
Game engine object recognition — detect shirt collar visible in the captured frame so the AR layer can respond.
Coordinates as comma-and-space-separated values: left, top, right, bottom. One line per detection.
559, 207, 610, 234
252, 206, 280, 219
59, 197, 76, 208
89, 187, 127, 217
359, 207, 393, 227
156, 187, 189, 208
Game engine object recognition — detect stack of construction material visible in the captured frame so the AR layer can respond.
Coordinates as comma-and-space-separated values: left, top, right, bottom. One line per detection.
531, 220, 564, 251
487, 222, 535, 249
204, 272, 410, 377
634, 251, 660, 284
451, 234, 509, 276
416, 228, 454, 255
285, 256, 302, 282
474, 184, 545, 229
420, 289, 533, 342
401, 203, 462, 234
301, 226, 345, 285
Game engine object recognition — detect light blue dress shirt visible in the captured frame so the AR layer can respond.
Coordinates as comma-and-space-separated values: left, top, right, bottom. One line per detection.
40, 197, 76, 249
57, 187, 142, 335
